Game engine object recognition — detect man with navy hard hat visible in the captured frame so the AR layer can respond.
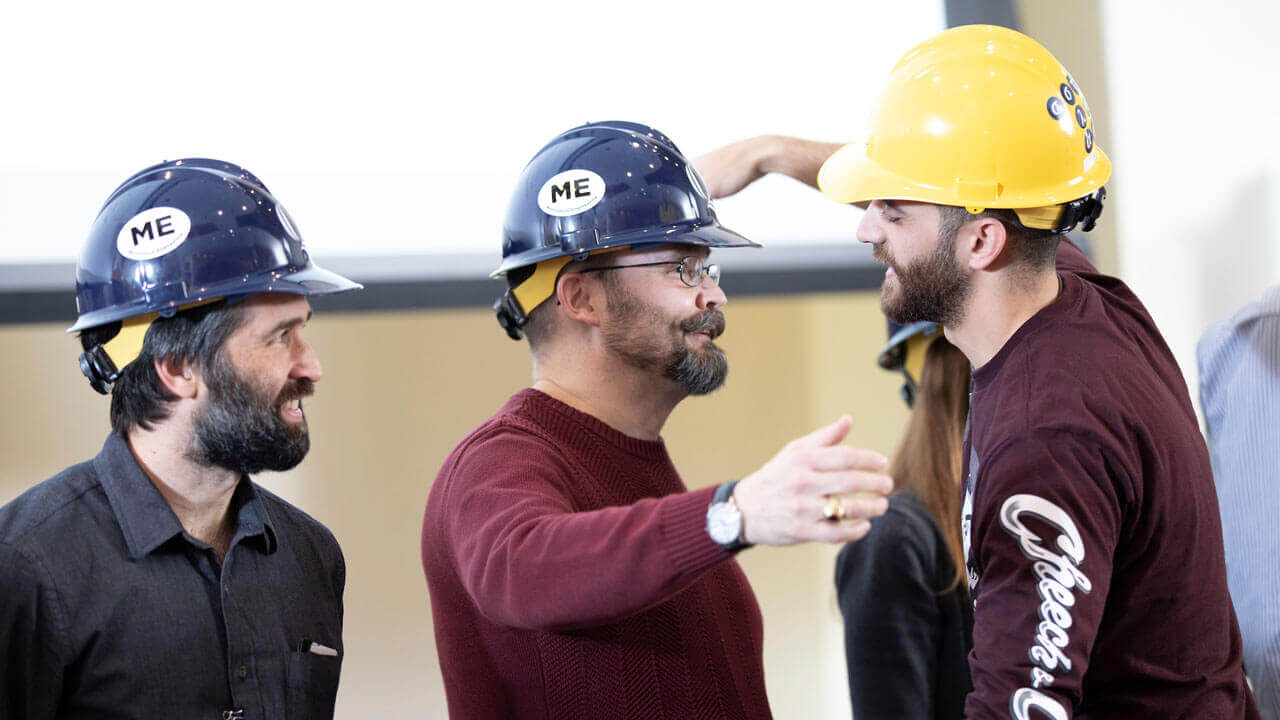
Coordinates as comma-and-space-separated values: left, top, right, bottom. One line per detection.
0, 159, 360, 719
421, 121, 895, 719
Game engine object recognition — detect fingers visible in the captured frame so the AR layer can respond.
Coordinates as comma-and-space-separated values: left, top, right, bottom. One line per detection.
791, 415, 853, 449
806, 519, 873, 544
736, 423, 893, 547
805, 468, 894, 497
799, 445, 890, 474
831, 493, 890, 523
800, 493, 890, 525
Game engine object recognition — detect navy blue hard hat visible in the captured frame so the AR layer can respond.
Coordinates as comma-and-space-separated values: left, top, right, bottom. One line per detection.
492, 121, 758, 339
70, 158, 361, 333
494, 120, 758, 278
70, 158, 361, 394
878, 319, 943, 407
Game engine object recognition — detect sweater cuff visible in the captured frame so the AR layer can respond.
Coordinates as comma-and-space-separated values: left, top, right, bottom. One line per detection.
660, 485, 732, 576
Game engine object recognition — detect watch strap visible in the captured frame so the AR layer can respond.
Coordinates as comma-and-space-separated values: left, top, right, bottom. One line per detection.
709, 480, 752, 552
713, 479, 740, 505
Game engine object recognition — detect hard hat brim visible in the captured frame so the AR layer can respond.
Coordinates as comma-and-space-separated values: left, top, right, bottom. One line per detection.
818, 141, 1112, 210
490, 221, 759, 278
67, 262, 362, 332
877, 320, 942, 370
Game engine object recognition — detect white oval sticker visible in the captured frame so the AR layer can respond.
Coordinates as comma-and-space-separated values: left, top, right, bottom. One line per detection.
116, 207, 192, 260
538, 169, 605, 217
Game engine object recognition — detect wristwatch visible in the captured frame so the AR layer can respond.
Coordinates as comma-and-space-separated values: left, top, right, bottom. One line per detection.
706, 480, 752, 552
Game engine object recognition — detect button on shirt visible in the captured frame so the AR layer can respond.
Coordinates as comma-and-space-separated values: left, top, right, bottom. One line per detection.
1199, 284, 1280, 720
0, 433, 345, 720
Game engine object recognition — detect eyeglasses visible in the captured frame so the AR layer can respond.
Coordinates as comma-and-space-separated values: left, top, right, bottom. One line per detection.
578, 256, 721, 288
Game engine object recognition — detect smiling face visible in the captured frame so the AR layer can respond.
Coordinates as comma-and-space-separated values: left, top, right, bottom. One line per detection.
591, 245, 730, 395
187, 294, 322, 475
857, 200, 972, 326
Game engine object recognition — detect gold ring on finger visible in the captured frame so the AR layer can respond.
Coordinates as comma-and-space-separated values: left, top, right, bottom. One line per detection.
822, 496, 845, 522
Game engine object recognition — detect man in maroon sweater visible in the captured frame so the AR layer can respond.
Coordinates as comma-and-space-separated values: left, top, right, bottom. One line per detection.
421, 121, 895, 719
695, 25, 1258, 720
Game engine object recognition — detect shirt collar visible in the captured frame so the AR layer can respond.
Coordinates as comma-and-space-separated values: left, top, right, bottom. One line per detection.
94, 433, 278, 560
971, 271, 1078, 388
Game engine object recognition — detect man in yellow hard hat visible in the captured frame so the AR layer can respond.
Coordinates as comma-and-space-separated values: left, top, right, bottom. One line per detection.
696, 24, 1257, 720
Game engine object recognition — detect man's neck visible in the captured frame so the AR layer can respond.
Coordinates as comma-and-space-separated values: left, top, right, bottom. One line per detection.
127, 424, 240, 560
531, 351, 685, 442
945, 269, 1062, 369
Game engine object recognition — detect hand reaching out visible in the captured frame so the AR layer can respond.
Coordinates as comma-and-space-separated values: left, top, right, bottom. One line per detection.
733, 415, 894, 546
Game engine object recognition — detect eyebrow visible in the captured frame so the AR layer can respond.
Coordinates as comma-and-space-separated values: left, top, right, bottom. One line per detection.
263, 311, 312, 339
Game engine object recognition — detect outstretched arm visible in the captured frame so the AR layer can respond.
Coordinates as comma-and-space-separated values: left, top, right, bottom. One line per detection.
440, 416, 892, 631
694, 136, 843, 199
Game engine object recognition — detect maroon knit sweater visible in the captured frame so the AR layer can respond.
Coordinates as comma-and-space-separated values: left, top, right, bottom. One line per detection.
422, 389, 770, 719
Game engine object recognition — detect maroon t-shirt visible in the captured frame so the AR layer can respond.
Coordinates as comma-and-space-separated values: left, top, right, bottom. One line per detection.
961, 242, 1258, 719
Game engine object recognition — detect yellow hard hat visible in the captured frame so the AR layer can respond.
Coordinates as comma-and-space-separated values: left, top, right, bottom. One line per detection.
819, 25, 1111, 230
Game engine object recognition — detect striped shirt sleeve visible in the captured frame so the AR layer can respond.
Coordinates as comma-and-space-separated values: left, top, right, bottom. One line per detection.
1197, 284, 1280, 719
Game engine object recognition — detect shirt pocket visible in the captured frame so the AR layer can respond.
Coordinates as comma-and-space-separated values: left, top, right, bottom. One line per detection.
286, 646, 342, 720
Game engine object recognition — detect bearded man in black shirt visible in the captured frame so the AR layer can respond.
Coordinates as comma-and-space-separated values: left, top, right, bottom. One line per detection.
0, 159, 361, 720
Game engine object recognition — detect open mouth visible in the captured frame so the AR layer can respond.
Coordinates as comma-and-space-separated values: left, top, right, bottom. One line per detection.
280, 398, 305, 422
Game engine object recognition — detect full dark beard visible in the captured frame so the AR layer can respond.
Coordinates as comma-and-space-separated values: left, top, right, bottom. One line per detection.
602, 284, 729, 396
877, 232, 971, 326
188, 357, 313, 475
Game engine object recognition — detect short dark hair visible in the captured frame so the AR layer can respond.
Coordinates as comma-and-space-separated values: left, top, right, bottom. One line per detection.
512, 251, 650, 350
937, 205, 1061, 272
506, 264, 557, 350
79, 300, 249, 434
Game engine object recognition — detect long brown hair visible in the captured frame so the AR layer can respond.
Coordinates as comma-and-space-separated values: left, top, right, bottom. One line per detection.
891, 336, 971, 595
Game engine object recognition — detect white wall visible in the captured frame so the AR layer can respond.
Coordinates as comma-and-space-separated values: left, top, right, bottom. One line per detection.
1100, 0, 1280, 399
0, 1, 943, 266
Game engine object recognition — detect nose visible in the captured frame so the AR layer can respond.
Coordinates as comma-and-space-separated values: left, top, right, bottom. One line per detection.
698, 278, 727, 310
856, 202, 885, 246
292, 336, 324, 383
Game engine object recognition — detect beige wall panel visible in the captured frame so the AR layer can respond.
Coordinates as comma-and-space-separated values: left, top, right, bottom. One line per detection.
1018, 0, 1116, 275
0, 291, 908, 719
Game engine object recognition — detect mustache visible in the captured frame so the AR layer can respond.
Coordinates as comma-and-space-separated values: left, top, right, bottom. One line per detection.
681, 309, 726, 340
276, 378, 316, 406
873, 246, 896, 268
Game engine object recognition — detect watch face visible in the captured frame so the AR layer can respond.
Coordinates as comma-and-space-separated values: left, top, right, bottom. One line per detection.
707, 503, 743, 545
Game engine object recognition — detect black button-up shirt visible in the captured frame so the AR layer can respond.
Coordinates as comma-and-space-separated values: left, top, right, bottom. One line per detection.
0, 433, 344, 719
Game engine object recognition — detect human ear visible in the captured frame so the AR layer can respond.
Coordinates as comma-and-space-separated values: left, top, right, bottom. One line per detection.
555, 272, 605, 328
964, 217, 1009, 271
153, 356, 199, 399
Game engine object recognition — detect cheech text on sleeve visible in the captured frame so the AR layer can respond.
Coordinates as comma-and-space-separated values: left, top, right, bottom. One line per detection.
963, 430, 1122, 719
